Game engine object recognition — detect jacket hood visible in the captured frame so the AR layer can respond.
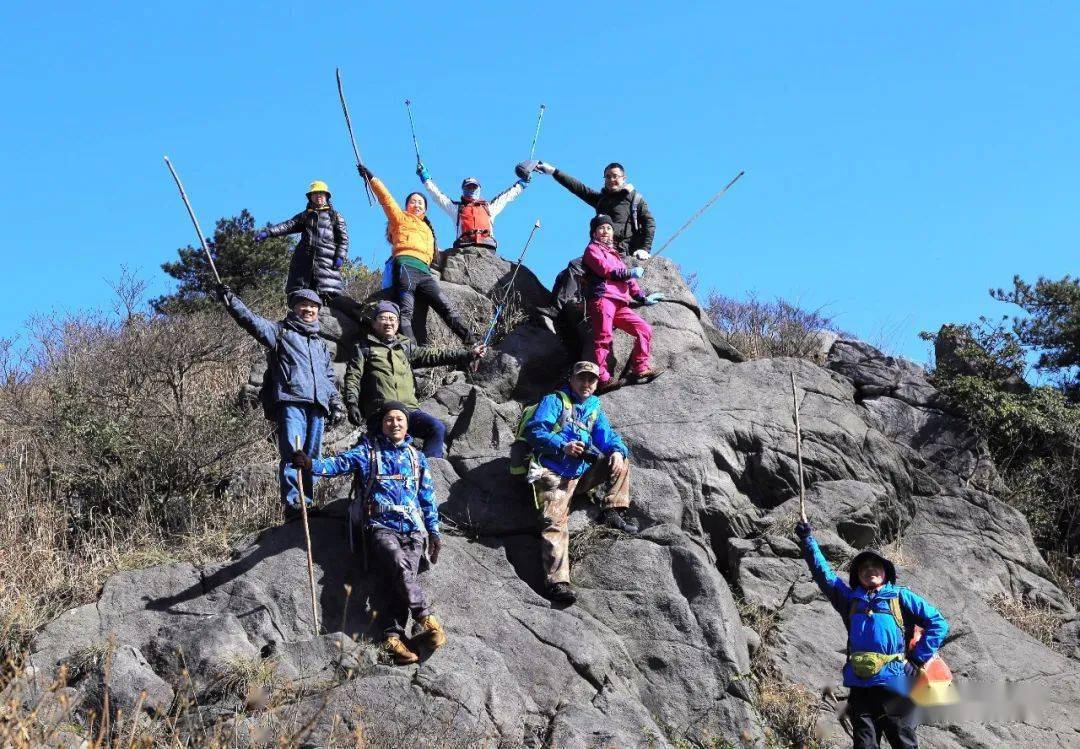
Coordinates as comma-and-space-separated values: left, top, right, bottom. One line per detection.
848, 549, 897, 589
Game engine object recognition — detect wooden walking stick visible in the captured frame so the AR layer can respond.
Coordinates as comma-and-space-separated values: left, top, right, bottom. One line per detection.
791, 373, 808, 523
293, 435, 320, 635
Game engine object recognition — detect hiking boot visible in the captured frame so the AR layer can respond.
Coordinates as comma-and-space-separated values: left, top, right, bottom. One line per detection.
626, 368, 664, 385
381, 635, 419, 665
602, 508, 639, 534
282, 503, 315, 523
412, 614, 447, 652
546, 582, 577, 606
597, 378, 623, 395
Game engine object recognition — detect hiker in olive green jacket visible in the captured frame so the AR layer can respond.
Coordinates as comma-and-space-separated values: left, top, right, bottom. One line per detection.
344, 300, 487, 458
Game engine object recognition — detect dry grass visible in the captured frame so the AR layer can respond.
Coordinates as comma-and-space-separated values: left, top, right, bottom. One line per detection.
705, 292, 845, 362
755, 668, 835, 749
987, 593, 1064, 648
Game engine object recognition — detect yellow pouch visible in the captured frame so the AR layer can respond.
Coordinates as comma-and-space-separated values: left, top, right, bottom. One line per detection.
849, 651, 903, 679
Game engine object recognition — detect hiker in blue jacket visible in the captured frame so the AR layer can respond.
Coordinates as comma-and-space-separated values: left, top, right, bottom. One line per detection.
293, 400, 445, 666
218, 285, 344, 520
523, 361, 639, 605
796, 521, 948, 749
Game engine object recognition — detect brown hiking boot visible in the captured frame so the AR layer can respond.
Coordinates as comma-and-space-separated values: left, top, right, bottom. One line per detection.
597, 378, 623, 395
626, 368, 664, 384
381, 635, 419, 665
413, 614, 447, 652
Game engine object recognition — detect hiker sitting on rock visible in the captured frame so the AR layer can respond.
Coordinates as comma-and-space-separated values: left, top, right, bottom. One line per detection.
521, 361, 639, 606
253, 181, 349, 299
416, 162, 529, 252
796, 521, 948, 749
357, 164, 475, 345
582, 215, 664, 393
217, 285, 344, 520
535, 160, 655, 259
293, 400, 446, 665
344, 301, 487, 458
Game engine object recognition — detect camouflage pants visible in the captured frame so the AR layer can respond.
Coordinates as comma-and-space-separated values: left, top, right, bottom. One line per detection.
533, 461, 631, 587
369, 527, 430, 639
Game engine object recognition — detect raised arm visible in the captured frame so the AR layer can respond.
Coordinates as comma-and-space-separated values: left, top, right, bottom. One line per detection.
368, 176, 403, 226
798, 530, 853, 615
487, 179, 527, 218
222, 291, 280, 349
552, 169, 601, 207
422, 177, 457, 219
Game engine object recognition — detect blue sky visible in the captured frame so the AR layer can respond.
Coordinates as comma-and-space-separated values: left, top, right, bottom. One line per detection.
2, 2, 1078, 362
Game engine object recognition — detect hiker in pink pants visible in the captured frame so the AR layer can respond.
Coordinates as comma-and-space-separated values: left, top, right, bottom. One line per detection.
582, 215, 665, 393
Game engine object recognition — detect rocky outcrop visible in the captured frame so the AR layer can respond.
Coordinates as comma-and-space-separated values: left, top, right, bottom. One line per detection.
18, 252, 1080, 747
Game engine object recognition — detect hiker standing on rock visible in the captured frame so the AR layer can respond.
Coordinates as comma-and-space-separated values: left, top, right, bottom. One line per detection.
796, 522, 948, 749
521, 361, 639, 606
344, 301, 487, 458
253, 181, 349, 299
415, 162, 529, 251
356, 164, 475, 344
583, 215, 664, 393
292, 400, 446, 665
535, 161, 655, 259
217, 285, 344, 520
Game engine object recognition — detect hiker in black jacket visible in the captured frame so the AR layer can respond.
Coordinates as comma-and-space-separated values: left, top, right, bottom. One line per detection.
254, 180, 349, 298
535, 161, 655, 259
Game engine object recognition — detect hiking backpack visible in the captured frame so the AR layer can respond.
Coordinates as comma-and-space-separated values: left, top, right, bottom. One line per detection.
347, 440, 423, 554
455, 199, 495, 248
508, 391, 599, 476
550, 256, 587, 315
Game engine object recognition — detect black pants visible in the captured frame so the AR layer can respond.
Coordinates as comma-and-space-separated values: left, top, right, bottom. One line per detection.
848, 687, 918, 749
393, 261, 471, 343
369, 527, 429, 639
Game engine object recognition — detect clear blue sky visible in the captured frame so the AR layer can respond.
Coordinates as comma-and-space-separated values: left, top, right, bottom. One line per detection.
3, 2, 1078, 362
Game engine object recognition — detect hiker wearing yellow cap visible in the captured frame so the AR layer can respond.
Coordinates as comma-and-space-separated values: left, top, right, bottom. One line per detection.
253, 180, 349, 298
795, 521, 948, 748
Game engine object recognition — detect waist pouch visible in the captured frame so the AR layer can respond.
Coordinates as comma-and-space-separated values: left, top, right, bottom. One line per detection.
849, 651, 904, 679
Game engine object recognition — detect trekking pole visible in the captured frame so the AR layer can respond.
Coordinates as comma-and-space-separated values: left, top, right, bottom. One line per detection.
162, 156, 222, 285
648, 170, 745, 263
293, 435, 321, 635
791, 373, 808, 524
528, 104, 546, 161
482, 219, 541, 346
335, 68, 374, 206
404, 99, 422, 164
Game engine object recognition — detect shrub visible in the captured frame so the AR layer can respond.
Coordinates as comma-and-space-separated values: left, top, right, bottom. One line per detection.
705, 293, 844, 361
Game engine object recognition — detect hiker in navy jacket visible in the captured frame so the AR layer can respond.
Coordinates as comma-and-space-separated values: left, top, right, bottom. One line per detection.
219, 285, 344, 519
796, 521, 948, 749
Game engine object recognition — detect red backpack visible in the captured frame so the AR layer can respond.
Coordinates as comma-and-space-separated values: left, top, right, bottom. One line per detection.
456, 199, 496, 249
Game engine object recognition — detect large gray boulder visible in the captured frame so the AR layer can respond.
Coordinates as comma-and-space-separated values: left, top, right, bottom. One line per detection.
18, 257, 1080, 747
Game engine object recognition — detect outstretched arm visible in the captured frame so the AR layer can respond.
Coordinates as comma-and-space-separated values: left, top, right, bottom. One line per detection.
552, 169, 601, 207
222, 292, 279, 349
309, 444, 371, 478
488, 179, 527, 218
266, 212, 304, 238
423, 177, 457, 219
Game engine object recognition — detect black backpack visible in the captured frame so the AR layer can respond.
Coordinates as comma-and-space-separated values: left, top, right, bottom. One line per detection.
551, 256, 587, 315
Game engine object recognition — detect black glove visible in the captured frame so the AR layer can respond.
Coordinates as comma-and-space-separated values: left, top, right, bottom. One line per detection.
347, 404, 363, 427
428, 535, 443, 565
357, 164, 373, 180
215, 283, 232, 303
292, 450, 312, 472
795, 521, 813, 540
515, 160, 539, 181
581, 445, 605, 464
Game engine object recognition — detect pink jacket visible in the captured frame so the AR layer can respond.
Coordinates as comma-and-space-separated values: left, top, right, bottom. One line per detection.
583, 240, 643, 303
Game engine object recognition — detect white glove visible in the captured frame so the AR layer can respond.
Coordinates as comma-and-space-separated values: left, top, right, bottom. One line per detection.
536, 161, 556, 175
632, 250, 651, 261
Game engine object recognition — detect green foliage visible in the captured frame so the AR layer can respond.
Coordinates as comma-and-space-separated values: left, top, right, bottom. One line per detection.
154, 210, 294, 314
923, 317, 1080, 553
991, 274, 1080, 388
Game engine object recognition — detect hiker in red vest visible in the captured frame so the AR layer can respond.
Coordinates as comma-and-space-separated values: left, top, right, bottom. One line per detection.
582, 215, 664, 393
415, 162, 528, 252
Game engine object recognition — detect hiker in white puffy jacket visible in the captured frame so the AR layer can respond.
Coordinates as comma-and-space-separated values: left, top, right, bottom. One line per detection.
414, 162, 529, 251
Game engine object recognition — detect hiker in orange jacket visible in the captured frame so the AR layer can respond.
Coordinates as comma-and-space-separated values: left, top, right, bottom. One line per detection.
358, 165, 475, 345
